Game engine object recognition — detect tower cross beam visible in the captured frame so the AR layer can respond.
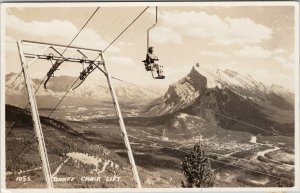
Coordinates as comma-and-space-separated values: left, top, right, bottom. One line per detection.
23, 53, 104, 65
16, 40, 142, 189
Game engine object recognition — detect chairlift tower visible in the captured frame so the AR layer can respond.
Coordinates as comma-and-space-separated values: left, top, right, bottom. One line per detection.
16, 40, 141, 188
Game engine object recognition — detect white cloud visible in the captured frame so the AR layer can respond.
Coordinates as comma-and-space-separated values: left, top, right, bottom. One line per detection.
235, 46, 294, 69
199, 61, 293, 91
274, 56, 286, 64
234, 46, 272, 59
254, 69, 293, 90
108, 56, 137, 67
220, 17, 272, 45
117, 41, 134, 46
199, 51, 228, 58
159, 11, 272, 45
274, 55, 294, 70
150, 26, 183, 45
5, 14, 119, 52
273, 48, 287, 55
199, 61, 237, 72
5, 36, 18, 52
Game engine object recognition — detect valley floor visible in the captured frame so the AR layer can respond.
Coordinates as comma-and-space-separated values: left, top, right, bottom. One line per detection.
5, 104, 295, 188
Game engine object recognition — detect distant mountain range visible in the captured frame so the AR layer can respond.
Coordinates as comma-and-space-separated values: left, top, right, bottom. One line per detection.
5, 64, 295, 137
5, 72, 166, 107
146, 64, 294, 136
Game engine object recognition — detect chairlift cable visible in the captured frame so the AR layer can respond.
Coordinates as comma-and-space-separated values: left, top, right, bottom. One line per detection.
111, 76, 162, 95
101, 8, 131, 38
9, 6, 288, 183
102, 6, 149, 53
190, 104, 280, 136
7, 5, 148, 180
72, 6, 150, 90
47, 77, 80, 118
70, 67, 280, 138
108, 76, 281, 137
127, 135, 293, 182
11, 7, 100, 87
110, 76, 280, 137
61, 7, 100, 55
6, 135, 38, 171
8, 8, 100, 134
44, 7, 100, 89
6, 75, 47, 139
6, 143, 37, 172
6, 8, 101, 172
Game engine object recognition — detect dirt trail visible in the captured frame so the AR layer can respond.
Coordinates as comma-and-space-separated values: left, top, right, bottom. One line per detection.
51, 157, 70, 177
252, 147, 280, 161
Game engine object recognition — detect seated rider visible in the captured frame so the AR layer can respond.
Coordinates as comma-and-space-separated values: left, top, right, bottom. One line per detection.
146, 46, 163, 77
146, 46, 159, 64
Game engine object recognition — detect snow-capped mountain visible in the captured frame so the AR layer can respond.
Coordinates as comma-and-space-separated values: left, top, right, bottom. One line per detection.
5, 72, 164, 107
270, 84, 294, 106
146, 64, 294, 136
147, 64, 293, 115
147, 65, 208, 115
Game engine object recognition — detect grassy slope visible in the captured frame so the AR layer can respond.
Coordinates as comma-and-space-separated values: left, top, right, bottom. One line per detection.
5, 104, 131, 188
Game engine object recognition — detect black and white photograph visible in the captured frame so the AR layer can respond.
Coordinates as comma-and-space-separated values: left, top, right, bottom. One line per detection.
0, 2, 299, 191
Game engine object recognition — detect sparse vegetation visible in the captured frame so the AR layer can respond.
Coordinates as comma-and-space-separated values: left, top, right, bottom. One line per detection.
6, 103, 295, 188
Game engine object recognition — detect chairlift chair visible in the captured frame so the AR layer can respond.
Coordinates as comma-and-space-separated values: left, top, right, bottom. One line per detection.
143, 6, 165, 80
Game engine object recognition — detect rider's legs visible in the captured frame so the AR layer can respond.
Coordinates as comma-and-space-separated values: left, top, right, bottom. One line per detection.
150, 63, 164, 77
159, 64, 164, 76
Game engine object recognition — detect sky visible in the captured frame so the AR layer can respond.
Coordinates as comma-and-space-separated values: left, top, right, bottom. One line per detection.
3, 4, 298, 91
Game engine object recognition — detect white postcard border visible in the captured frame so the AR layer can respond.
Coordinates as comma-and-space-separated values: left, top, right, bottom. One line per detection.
1, 1, 299, 193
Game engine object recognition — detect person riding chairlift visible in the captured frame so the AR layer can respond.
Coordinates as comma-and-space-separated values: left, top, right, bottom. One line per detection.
145, 46, 164, 78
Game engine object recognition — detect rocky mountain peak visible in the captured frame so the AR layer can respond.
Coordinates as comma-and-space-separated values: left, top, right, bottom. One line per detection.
223, 69, 239, 77
147, 63, 294, 116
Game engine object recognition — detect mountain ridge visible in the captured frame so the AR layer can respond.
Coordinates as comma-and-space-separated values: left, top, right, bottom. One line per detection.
146, 64, 294, 136
5, 72, 165, 107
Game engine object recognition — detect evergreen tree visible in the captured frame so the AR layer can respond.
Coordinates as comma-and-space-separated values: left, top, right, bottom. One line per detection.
181, 144, 215, 188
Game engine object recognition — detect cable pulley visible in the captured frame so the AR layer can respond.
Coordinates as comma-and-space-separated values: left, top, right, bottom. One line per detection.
44, 57, 66, 89
73, 62, 99, 90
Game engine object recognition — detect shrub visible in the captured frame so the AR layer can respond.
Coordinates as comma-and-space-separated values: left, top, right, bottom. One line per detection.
181, 143, 215, 188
